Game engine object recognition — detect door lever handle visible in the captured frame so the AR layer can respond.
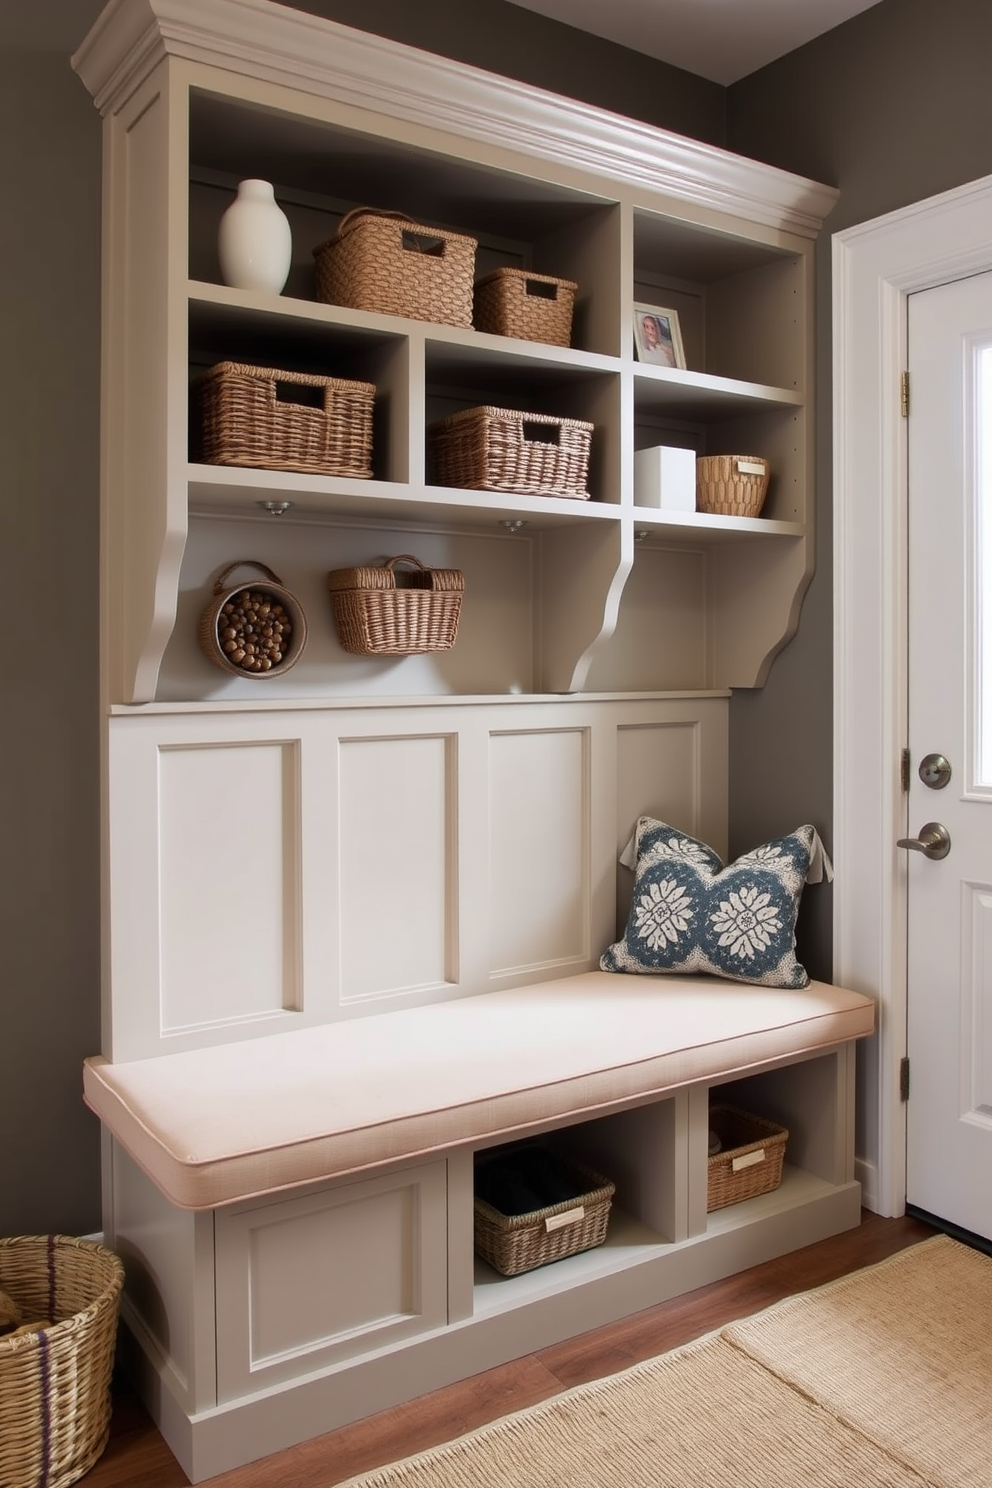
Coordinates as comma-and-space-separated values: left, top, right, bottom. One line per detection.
896, 821, 951, 860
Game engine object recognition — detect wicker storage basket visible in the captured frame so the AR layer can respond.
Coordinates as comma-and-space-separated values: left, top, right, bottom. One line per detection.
473, 267, 577, 347
707, 1105, 789, 1212
474, 1144, 615, 1278
696, 454, 770, 518
199, 561, 308, 676
191, 361, 375, 478
429, 405, 593, 499
314, 208, 477, 327
327, 553, 464, 656
0, 1235, 124, 1488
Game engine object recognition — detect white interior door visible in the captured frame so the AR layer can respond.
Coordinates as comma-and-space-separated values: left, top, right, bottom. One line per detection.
905, 270, 992, 1241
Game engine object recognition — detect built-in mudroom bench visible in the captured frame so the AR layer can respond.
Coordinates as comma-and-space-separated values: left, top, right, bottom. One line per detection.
72, 0, 858, 1480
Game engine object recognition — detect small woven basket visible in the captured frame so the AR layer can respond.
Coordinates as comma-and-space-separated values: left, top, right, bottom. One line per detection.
474, 1145, 615, 1278
429, 405, 593, 499
314, 208, 477, 327
696, 454, 770, 518
473, 267, 576, 347
199, 561, 308, 677
327, 554, 464, 656
191, 361, 375, 478
707, 1105, 789, 1212
0, 1235, 124, 1488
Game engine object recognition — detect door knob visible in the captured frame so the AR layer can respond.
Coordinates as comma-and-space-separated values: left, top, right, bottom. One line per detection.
896, 822, 951, 860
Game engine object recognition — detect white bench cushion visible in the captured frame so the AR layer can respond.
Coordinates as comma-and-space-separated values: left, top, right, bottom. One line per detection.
83, 971, 874, 1210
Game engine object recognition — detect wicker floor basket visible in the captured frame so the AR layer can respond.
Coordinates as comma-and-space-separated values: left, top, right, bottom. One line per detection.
0, 1235, 124, 1488
473, 267, 576, 347
192, 361, 375, 478
327, 553, 464, 656
696, 454, 770, 518
314, 208, 477, 327
429, 405, 593, 499
199, 560, 308, 676
707, 1106, 789, 1212
474, 1144, 615, 1278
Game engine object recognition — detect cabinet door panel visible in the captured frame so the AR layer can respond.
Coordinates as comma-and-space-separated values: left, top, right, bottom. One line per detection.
215, 1162, 447, 1399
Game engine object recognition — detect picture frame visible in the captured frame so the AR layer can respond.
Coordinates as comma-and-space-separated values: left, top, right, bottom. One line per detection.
633, 304, 686, 368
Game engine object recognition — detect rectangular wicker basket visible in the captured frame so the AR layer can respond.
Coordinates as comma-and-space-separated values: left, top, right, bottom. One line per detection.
327, 553, 464, 656
473, 1144, 615, 1277
314, 208, 477, 327
707, 1105, 789, 1212
429, 405, 593, 499
473, 267, 577, 347
192, 361, 375, 478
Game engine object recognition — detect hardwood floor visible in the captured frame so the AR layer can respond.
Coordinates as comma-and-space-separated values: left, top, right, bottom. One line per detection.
82, 1212, 935, 1488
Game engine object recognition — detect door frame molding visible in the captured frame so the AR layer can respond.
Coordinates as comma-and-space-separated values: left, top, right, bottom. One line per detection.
833, 172, 992, 1216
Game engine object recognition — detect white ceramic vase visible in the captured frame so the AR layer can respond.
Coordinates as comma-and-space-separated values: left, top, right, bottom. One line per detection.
217, 179, 292, 293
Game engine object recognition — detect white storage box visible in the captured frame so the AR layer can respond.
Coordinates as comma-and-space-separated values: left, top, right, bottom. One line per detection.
634, 445, 696, 510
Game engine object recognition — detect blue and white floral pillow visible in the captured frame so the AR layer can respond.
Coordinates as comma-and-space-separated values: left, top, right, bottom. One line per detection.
600, 818, 824, 988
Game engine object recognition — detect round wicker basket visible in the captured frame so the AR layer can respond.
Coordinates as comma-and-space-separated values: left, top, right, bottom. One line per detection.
0, 1235, 124, 1488
199, 560, 308, 677
696, 454, 770, 518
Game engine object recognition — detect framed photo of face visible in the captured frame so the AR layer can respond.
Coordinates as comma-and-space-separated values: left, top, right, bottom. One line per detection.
633, 304, 686, 368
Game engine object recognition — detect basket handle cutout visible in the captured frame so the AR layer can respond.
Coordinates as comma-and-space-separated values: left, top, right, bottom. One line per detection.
525, 278, 558, 300
522, 420, 561, 446
212, 560, 284, 595
401, 229, 446, 258
274, 380, 326, 410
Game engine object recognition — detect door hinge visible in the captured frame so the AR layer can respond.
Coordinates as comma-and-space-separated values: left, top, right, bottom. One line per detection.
901, 747, 911, 791
901, 371, 910, 417
899, 1056, 910, 1101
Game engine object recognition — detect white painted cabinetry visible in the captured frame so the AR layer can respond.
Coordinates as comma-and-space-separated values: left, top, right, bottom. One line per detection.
73, 2, 850, 1481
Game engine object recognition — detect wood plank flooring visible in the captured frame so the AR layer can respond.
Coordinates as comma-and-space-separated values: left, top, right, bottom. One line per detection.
82, 1211, 935, 1488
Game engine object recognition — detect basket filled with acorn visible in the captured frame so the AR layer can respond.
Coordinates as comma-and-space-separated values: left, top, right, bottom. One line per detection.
199, 560, 308, 677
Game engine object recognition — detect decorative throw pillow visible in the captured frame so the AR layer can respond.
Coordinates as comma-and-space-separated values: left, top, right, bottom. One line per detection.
600, 818, 826, 989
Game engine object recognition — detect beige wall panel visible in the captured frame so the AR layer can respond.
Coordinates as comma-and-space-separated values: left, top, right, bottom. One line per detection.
158, 740, 301, 1031
338, 733, 453, 1001
488, 727, 588, 973
586, 545, 707, 693
615, 712, 727, 936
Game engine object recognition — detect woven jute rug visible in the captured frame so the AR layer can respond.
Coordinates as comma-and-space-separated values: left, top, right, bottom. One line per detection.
725, 1233, 992, 1488
340, 1236, 991, 1488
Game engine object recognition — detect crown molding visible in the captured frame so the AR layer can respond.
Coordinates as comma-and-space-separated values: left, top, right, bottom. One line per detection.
72, 0, 837, 237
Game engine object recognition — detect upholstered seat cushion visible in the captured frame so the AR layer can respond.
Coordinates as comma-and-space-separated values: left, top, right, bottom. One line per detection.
82, 971, 874, 1211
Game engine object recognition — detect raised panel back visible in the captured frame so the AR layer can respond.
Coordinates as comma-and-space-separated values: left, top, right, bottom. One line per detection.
105, 695, 727, 1060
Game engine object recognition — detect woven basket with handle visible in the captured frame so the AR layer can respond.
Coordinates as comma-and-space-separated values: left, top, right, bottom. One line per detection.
0, 1235, 124, 1488
314, 208, 477, 327
327, 554, 464, 655
191, 361, 375, 478
429, 405, 593, 499
473, 267, 577, 347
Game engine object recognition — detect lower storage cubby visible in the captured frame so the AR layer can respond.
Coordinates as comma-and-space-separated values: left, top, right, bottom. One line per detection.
699, 1049, 853, 1235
